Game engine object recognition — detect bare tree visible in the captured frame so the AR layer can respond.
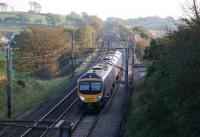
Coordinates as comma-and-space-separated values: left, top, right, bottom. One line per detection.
182, 0, 200, 25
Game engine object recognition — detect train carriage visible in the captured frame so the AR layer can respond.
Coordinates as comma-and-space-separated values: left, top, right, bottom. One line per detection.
77, 50, 122, 110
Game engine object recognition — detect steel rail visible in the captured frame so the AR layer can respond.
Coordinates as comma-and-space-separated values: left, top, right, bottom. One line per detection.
20, 87, 77, 137
39, 98, 78, 137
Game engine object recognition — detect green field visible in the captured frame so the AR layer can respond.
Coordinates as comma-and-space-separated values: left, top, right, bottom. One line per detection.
0, 12, 18, 19
0, 12, 67, 33
0, 77, 67, 118
0, 24, 28, 33
0, 12, 66, 24
0, 12, 47, 24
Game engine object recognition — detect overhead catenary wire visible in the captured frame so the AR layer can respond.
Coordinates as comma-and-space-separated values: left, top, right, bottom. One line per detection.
4, 34, 102, 74
11, 37, 93, 53
12, 43, 71, 53
12, 52, 82, 65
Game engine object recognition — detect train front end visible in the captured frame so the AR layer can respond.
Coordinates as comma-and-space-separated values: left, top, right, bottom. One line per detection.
77, 73, 104, 110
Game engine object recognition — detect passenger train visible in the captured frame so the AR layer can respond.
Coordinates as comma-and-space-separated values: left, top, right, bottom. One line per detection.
77, 50, 122, 110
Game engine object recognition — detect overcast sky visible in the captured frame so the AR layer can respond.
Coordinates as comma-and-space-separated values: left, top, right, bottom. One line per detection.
3, 0, 185, 20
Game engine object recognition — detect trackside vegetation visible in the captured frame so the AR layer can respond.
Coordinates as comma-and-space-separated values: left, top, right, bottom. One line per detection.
0, 53, 94, 119
124, 1, 200, 137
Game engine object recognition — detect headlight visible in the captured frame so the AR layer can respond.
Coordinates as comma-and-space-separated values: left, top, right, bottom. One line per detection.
96, 96, 102, 101
79, 96, 85, 101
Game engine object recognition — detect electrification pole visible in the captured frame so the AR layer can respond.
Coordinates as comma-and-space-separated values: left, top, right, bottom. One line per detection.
71, 32, 74, 76
98, 33, 100, 52
125, 42, 129, 96
132, 41, 136, 82
7, 41, 13, 119
91, 33, 94, 62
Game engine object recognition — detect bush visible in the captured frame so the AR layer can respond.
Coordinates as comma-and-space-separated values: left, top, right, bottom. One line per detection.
124, 22, 200, 137
17, 79, 26, 88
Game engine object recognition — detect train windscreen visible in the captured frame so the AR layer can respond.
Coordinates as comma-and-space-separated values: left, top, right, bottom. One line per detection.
79, 81, 102, 94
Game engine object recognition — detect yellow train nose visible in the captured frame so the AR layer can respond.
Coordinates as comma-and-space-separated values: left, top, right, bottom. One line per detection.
84, 96, 97, 102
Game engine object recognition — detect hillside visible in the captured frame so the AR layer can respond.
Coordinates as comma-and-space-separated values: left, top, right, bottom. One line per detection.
0, 12, 182, 37
0, 12, 66, 32
0, 11, 105, 34
0, 12, 67, 24
127, 16, 183, 36
105, 16, 182, 36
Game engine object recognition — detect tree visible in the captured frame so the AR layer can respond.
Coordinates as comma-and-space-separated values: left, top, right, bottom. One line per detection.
15, 26, 70, 79
4, 17, 19, 24
46, 13, 61, 26
182, 0, 200, 26
17, 13, 30, 24
0, 3, 8, 12
29, 1, 42, 13
125, 1, 200, 136
89, 16, 103, 34
79, 25, 94, 49
66, 12, 85, 26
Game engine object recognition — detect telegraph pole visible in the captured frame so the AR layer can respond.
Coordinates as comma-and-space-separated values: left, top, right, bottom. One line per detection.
7, 41, 13, 119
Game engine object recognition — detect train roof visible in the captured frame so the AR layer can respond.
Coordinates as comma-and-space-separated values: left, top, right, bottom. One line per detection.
79, 72, 102, 79
79, 50, 122, 81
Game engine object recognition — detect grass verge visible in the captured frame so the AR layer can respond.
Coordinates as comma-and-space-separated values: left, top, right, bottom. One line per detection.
0, 53, 94, 119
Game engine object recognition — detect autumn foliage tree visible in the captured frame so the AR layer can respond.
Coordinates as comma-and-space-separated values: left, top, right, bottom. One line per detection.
15, 25, 69, 78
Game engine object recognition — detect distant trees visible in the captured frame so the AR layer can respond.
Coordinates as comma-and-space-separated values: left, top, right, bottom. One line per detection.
66, 12, 103, 30
3, 17, 18, 25
0, 3, 8, 12
29, 1, 42, 13
89, 16, 103, 34
66, 12, 86, 26
17, 13, 30, 24
46, 13, 61, 26
0, 13, 30, 25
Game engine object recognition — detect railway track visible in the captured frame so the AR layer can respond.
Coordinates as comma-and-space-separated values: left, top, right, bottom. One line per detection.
0, 47, 109, 137
22, 49, 111, 137
21, 87, 78, 137
0, 87, 78, 137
